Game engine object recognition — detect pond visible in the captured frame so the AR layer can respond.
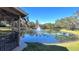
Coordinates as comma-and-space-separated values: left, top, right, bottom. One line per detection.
21, 33, 59, 43
19, 29, 60, 50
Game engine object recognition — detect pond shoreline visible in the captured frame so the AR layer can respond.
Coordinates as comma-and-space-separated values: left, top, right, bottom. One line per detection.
43, 40, 79, 45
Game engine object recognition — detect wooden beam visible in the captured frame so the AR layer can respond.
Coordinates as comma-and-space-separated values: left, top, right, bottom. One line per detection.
0, 7, 27, 17
0, 8, 19, 21
18, 16, 21, 39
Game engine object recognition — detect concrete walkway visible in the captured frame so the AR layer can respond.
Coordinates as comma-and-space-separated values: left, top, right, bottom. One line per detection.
12, 38, 27, 51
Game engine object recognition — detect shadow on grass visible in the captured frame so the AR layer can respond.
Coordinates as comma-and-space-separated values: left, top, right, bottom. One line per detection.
23, 42, 69, 51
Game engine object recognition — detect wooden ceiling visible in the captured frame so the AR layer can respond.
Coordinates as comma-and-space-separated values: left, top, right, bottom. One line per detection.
0, 7, 27, 21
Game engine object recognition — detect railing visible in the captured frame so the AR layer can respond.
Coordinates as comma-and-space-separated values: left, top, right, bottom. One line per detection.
0, 31, 19, 51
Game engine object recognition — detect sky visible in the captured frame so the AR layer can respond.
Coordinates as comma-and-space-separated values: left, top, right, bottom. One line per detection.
21, 7, 79, 24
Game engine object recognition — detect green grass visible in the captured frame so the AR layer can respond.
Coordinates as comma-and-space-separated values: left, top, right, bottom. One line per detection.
23, 40, 79, 51
58, 41, 79, 51
60, 29, 79, 35
46, 40, 79, 51
0, 27, 11, 36
0, 27, 11, 32
23, 42, 69, 51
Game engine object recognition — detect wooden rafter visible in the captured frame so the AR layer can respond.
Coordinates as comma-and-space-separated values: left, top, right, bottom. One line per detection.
0, 8, 19, 21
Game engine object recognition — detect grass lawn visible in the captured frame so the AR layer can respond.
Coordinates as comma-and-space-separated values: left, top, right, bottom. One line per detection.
45, 40, 79, 51
0, 27, 11, 31
58, 41, 79, 51
23, 42, 69, 51
0, 27, 12, 36
60, 29, 79, 35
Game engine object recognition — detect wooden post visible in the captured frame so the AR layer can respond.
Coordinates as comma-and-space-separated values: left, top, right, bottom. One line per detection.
11, 19, 14, 32
18, 16, 21, 39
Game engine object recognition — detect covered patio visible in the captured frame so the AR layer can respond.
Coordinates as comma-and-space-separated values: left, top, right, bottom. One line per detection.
0, 7, 28, 51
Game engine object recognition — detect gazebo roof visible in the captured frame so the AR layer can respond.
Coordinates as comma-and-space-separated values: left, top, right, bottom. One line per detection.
0, 7, 28, 17
0, 7, 28, 21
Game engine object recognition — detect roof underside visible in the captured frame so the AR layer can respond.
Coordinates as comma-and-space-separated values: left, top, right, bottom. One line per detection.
0, 7, 28, 21
0, 7, 27, 17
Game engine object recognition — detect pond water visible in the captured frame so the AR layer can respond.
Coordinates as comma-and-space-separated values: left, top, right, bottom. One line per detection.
21, 33, 58, 43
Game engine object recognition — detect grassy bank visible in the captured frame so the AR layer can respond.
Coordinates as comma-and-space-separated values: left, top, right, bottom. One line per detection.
60, 29, 79, 35
0, 27, 11, 31
23, 42, 68, 51
45, 40, 79, 51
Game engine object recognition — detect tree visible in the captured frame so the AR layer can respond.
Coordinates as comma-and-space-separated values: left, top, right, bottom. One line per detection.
41, 23, 54, 29
29, 21, 35, 29
54, 16, 78, 30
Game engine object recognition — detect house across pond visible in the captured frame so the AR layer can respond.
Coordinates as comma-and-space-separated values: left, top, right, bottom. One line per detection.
0, 7, 28, 51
